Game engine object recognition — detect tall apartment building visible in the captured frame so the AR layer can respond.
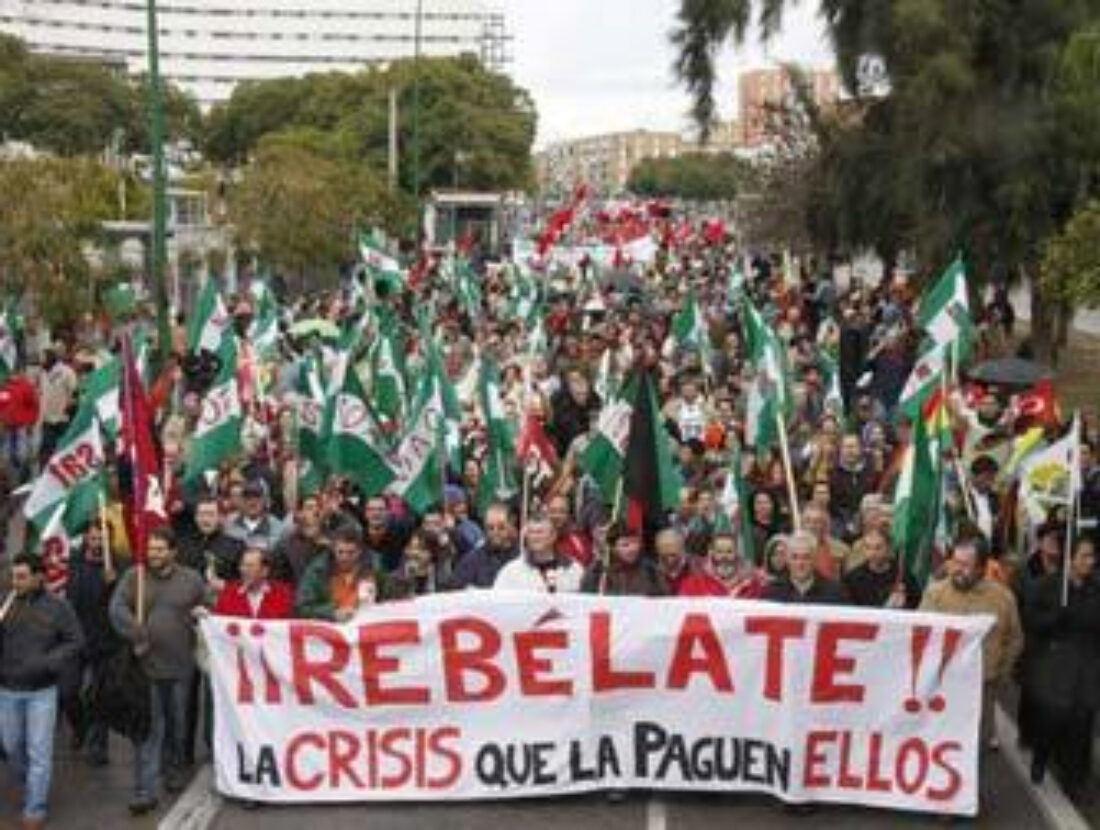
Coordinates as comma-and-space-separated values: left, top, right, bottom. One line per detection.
0, 0, 509, 108
738, 67, 840, 148
536, 129, 685, 197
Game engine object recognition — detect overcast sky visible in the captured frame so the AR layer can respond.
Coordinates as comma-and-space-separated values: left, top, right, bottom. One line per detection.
497, 0, 834, 147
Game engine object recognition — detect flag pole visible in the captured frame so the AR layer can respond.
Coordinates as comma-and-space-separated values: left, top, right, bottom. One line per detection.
1062, 412, 1082, 607
98, 490, 113, 576
775, 412, 801, 531
599, 478, 624, 596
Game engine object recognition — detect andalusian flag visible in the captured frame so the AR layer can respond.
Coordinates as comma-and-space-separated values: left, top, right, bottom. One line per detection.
369, 318, 407, 427
329, 368, 395, 498
671, 290, 708, 351
455, 258, 482, 317
24, 403, 105, 532
719, 442, 754, 563
360, 229, 405, 296
892, 416, 940, 586
390, 371, 448, 514
250, 281, 279, 358
188, 277, 230, 355
0, 305, 19, 381
918, 258, 971, 348
579, 370, 681, 522
743, 298, 790, 451
476, 358, 518, 514
185, 337, 243, 483
899, 340, 948, 422
294, 352, 328, 495
509, 266, 540, 326
580, 374, 636, 506
82, 357, 120, 441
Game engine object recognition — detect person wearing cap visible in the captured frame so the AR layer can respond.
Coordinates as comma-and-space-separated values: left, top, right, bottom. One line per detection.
581, 523, 666, 596
679, 530, 768, 599
443, 486, 485, 559
493, 513, 582, 593
224, 479, 285, 550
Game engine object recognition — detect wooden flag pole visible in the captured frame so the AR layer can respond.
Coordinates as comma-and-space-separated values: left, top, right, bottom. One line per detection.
776, 412, 801, 531
136, 563, 146, 627
98, 490, 113, 576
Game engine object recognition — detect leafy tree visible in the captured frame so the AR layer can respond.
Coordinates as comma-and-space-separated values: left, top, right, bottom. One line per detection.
204, 55, 537, 193
672, 0, 1100, 360
1042, 200, 1100, 307
228, 136, 411, 290
628, 153, 751, 200
0, 157, 123, 325
0, 34, 201, 155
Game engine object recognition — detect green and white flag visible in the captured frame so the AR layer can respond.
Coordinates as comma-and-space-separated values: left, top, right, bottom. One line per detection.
743, 298, 791, 451
671, 289, 708, 351
24, 403, 105, 531
918, 258, 971, 348
389, 371, 448, 514
476, 357, 518, 514
579, 373, 637, 506
185, 337, 243, 483
899, 340, 948, 422
369, 318, 407, 426
250, 281, 280, 358
819, 350, 844, 419
82, 357, 120, 441
329, 367, 396, 498
718, 442, 754, 562
294, 351, 328, 490
0, 304, 20, 381
509, 265, 540, 326
594, 348, 616, 404
188, 277, 231, 355
455, 258, 482, 317
891, 416, 940, 586
360, 229, 405, 295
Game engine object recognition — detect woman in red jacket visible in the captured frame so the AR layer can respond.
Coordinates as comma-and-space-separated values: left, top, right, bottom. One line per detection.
211, 547, 294, 619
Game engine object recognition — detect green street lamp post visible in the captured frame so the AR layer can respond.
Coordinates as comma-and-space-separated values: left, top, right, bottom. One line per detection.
146, 0, 171, 369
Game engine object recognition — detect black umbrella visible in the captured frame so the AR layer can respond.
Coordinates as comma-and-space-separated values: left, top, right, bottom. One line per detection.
966, 357, 1053, 388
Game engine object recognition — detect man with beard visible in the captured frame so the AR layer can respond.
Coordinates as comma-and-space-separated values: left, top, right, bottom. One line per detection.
679, 531, 768, 599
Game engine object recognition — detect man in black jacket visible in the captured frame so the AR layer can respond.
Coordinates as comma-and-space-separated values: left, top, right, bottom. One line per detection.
178, 495, 245, 581
65, 523, 123, 766
452, 503, 518, 589
0, 553, 84, 828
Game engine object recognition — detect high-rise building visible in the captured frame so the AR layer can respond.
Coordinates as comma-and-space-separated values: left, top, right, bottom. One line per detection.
0, 0, 510, 108
536, 130, 686, 197
738, 67, 840, 148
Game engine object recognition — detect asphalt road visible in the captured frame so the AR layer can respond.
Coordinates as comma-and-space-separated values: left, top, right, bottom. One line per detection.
208, 751, 1047, 830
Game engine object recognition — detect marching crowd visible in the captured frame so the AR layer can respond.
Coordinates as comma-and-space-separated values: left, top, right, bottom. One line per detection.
0, 211, 1096, 827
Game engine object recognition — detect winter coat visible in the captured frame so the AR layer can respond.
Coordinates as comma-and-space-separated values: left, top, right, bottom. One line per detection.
1023, 574, 1100, 710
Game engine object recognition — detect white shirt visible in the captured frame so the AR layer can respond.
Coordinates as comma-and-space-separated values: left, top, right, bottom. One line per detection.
493, 556, 583, 594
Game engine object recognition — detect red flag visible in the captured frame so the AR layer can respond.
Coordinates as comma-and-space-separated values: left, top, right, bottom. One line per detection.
516, 413, 559, 486
120, 337, 168, 566
1013, 379, 1059, 429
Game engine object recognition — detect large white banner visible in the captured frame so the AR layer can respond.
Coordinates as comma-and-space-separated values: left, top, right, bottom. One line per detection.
203, 593, 992, 815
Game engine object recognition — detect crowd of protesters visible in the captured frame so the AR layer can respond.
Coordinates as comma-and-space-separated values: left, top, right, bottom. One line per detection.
0, 207, 1095, 827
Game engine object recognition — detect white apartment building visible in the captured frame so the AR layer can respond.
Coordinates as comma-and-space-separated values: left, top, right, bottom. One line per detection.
0, 0, 509, 107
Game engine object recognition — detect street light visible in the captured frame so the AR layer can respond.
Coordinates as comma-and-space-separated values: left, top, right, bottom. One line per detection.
412, 0, 424, 204
145, 0, 170, 367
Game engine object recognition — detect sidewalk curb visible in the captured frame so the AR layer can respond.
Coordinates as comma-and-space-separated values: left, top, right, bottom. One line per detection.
995, 705, 1090, 830
158, 764, 222, 830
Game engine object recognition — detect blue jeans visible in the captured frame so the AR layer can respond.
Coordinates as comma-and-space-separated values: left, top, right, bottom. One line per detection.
133, 675, 190, 801
0, 686, 58, 821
